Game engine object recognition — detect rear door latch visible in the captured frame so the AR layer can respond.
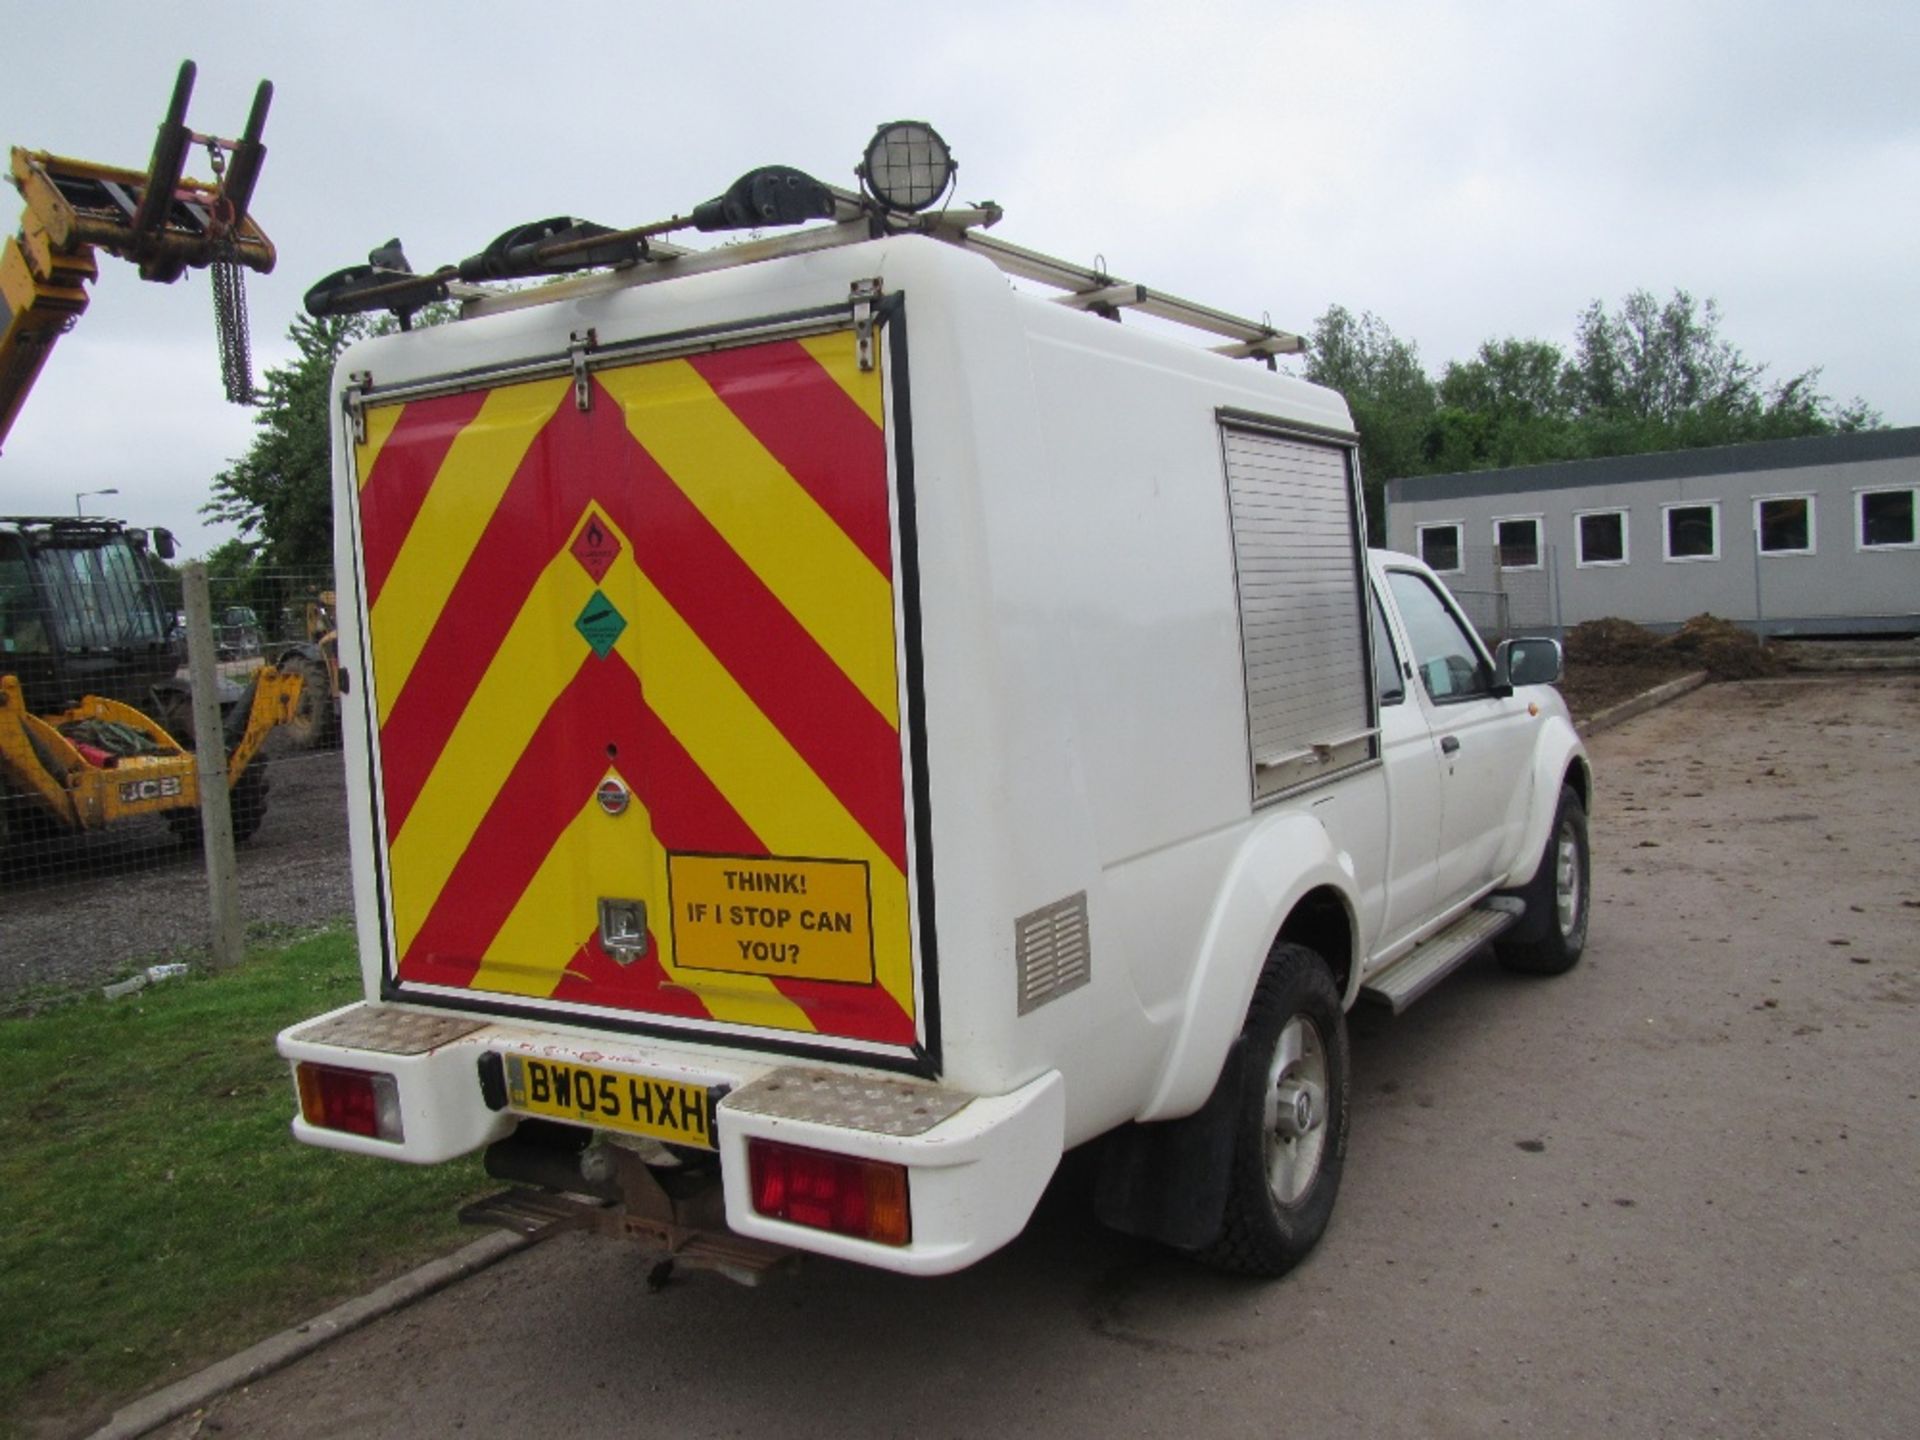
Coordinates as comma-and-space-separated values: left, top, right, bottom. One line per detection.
851, 279, 882, 371
598, 898, 649, 964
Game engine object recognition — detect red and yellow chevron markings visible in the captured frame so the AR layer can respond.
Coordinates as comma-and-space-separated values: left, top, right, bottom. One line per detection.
355, 330, 916, 1047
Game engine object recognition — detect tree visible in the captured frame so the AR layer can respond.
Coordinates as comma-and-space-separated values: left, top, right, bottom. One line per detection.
1569, 289, 1755, 424
1437, 337, 1573, 426
202, 312, 369, 572
1431, 337, 1581, 471
1302, 290, 1882, 507
1564, 289, 1878, 454
1303, 306, 1435, 529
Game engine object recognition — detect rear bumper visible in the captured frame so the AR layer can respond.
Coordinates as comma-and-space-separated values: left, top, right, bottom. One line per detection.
277, 1003, 1064, 1277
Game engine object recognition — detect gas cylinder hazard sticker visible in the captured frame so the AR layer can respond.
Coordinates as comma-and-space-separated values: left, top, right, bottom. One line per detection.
668, 854, 875, 985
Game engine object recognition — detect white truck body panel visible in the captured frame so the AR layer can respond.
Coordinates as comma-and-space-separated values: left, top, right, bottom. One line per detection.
285, 229, 1587, 1274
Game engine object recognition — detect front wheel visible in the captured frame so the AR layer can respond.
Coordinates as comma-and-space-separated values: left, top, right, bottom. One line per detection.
277, 654, 338, 751
1191, 942, 1350, 1278
1496, 784, 1590, 976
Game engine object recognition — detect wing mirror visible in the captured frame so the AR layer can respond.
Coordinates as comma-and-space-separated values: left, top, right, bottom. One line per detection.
1494, 637, 1563, 689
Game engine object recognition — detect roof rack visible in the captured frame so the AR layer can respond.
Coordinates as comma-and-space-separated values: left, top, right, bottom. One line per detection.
308, 122, 1303, 366
457, 186, 1302, 365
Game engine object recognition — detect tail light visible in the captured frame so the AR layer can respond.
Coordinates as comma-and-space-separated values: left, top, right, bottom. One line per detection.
296, 1062, 404, 1143
748, 1139, 911, 1247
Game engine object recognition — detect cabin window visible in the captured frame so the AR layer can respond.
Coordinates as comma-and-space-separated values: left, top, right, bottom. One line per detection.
0, 535, 50, 655
1858, 487, 1917, 549
1756, 496, 1815, 556
1371, 592, 1405, 707
1493, 516, 1542, 570
1663, 502, 1720, 562
1575, 509, 1628, 567
1386, 569, 1494, 703
1417, 522, 1464, 574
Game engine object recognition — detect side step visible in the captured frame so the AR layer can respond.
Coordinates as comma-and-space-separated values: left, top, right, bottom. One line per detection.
1360, 897, 1524, 1013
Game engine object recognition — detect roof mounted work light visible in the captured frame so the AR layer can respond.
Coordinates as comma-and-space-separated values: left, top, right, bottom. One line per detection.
858, 121, 954, 214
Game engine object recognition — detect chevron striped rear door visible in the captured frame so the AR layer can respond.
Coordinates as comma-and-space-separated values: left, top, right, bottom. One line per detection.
350, 324, 925, 1059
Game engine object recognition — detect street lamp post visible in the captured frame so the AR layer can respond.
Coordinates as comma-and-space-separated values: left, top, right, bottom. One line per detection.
74, 487, 120, 516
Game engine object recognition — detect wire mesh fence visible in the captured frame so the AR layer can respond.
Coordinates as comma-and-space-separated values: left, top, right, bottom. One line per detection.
4, 529, 1570, 1000
0, 536, 349, 1001
1435, 543, 1562, 644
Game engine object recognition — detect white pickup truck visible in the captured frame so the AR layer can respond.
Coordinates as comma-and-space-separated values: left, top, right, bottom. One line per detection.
279, 125, 1590, 1282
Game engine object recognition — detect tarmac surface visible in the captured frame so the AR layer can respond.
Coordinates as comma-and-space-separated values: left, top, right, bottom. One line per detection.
120, 676, 1920, 1438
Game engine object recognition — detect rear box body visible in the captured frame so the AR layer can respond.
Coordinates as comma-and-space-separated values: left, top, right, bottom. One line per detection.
346, 289, 930, 1067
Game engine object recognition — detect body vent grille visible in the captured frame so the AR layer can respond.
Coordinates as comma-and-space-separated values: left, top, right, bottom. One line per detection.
1015, 893, 1092, 1015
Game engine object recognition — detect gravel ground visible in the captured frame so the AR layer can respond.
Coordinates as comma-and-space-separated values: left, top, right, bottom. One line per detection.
0, 741, 353, 1001
119, 674, 1919, 1440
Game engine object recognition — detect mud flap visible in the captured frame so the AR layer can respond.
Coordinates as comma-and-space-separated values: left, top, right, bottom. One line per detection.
1094, 1037, 1246, 1250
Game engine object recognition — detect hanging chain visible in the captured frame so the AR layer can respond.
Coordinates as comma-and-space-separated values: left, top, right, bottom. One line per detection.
204, 138, 255, 405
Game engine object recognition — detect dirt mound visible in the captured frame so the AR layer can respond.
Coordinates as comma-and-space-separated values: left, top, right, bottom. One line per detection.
1565, 613, 1783, 681
1564, 618, 1661, 666
1659, 613, 1784, 679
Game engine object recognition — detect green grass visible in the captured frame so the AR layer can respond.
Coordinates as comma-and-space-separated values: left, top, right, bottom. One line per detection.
0, 929, 489, 1433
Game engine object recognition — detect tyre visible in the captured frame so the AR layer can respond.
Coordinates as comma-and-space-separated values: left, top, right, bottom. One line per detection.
278, 655, 337, 750
166, 763, 271, 847
0, 789, 32, 877
152, 688, 194, 750
229, 763, 271, 842
1192, 942, 1350, 1278
1496, 784, 1590, 976
1, 787, 60, 869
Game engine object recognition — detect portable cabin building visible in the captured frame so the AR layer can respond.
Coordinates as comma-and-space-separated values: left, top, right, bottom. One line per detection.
1384, 427, 1920, 637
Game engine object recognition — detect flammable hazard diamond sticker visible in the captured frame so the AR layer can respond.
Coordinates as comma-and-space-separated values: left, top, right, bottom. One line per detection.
570, 510, 622, 583
574, 590, 628, 658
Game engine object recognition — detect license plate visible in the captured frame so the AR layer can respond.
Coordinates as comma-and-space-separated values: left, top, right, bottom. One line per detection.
503, 1055, 716, 1150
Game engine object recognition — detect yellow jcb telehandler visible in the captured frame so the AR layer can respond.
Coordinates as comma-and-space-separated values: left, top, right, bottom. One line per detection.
0, 517, 301, 859
1, 64, 300, 864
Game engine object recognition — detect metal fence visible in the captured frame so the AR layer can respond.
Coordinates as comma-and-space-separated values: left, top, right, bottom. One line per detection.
2, 535, 1568, 1002
1438, 543, 1562, 645
0, 553, 350, 1001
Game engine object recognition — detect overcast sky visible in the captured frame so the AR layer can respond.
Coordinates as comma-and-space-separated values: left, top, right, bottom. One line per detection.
4, 0, 1914, 557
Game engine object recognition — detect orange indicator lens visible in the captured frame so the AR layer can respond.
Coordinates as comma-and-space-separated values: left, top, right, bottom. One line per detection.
296, 1062, 403, 1142
748, 1139, 911, 1246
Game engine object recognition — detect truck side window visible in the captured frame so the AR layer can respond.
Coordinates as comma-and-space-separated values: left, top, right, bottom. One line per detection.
1371, 591, 1404, 706
1386, 570, 1492, 703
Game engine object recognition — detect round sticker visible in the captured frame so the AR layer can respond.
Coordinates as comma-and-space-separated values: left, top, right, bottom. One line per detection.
595, 777, 630, 816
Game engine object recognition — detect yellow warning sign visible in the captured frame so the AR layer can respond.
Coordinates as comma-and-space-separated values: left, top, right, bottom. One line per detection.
668, 854, 875, 985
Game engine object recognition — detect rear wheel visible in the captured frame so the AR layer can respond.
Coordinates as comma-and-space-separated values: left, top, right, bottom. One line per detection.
1192, 942, 1350, 1277
1496, 785, 1589, 976
165, 763, 271, 847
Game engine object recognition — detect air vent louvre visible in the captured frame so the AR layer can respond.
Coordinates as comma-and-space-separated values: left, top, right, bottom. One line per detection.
1015, 892, 1091, 1015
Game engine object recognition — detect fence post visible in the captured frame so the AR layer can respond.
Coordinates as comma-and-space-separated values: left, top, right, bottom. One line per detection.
182, 563, 244, 971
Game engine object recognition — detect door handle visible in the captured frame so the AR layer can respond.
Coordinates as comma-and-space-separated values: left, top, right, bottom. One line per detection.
1440, 735, 1461, 755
